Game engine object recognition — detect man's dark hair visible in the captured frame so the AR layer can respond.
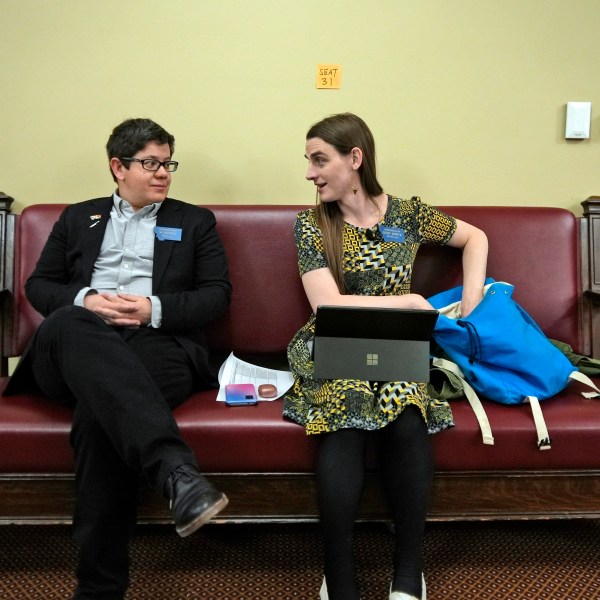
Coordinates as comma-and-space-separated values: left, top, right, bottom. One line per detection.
106, 118, 175, 181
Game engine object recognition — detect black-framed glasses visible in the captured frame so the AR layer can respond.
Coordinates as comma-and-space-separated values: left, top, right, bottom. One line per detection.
121, 157, 179, 172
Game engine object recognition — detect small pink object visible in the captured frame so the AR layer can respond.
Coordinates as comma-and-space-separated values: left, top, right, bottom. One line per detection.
258, 384, 278, 398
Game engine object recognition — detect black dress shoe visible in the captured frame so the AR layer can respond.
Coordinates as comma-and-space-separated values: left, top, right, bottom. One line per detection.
166, 465, 229, 537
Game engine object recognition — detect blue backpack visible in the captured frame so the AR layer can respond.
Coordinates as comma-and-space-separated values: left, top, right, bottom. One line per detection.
428, 280, 599, 449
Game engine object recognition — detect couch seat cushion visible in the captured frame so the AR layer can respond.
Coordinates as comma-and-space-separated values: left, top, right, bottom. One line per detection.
3, 378, 600, 474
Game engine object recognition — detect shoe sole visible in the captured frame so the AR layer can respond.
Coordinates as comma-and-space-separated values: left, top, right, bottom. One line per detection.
389, 574, 426, 600
176, 493, 229, 538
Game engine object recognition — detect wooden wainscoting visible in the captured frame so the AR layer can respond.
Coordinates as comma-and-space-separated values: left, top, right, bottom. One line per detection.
2, 470, 600, 525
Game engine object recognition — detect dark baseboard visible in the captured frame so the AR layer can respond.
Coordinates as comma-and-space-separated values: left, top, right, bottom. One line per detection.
2, 470, 600, 525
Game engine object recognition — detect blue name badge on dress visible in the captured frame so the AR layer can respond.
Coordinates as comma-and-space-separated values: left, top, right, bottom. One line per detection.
154, 226, 182, 242
379, 225, 405, 243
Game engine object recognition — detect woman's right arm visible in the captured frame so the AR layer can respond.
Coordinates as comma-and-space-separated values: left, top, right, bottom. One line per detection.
301, 267, 432, 313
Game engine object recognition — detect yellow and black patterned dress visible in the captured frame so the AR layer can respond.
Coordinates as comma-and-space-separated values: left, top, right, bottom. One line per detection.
283, 195, 456, 436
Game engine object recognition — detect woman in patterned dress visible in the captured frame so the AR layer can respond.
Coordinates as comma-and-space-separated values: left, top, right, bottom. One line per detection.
283, 113, 488, 600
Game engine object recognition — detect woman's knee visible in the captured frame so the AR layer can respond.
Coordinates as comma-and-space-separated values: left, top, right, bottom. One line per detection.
388, 405, 427, 438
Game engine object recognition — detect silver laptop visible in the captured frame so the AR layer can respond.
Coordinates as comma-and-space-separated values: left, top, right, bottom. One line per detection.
313, 306, 439, 382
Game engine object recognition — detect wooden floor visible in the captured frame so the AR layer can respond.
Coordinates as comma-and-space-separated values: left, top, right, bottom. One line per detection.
1, 520, 599, 599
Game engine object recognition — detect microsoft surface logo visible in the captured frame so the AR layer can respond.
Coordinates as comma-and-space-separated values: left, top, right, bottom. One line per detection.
366, 353, 379, 366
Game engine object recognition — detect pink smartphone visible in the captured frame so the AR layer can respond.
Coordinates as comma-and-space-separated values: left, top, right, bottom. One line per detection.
225, 383, 258, 406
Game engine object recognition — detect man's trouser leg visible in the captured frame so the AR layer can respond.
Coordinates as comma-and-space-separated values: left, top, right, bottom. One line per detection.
29, 306, 199, 598
71, 402, 139, 599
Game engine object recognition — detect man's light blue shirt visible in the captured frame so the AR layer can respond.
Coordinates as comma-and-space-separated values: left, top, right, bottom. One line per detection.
74, 193, 163, 327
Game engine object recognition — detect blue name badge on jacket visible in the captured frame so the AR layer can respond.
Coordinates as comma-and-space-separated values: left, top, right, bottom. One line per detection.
154, 226, 182, 241
379, 226, 405, 243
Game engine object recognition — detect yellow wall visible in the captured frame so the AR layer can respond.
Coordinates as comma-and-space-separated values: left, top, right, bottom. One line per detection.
2, 0, 599, 215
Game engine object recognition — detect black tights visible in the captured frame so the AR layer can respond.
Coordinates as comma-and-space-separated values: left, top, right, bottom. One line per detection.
316, 406, 434, 600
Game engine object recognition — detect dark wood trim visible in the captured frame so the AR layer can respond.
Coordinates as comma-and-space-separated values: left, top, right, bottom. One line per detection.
2, 470, 600, 525
0, 192, 15, 377
581, 196, 600, 358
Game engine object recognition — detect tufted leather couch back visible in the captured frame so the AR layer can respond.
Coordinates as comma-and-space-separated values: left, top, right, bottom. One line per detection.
8, 203, 581, 359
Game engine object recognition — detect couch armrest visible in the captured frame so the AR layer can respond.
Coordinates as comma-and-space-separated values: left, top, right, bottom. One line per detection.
584, 290, 600, 304
0, 192, 15, 377
581, 196, 600, 358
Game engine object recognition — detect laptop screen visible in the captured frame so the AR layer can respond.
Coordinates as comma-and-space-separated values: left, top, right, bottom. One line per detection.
313, 306, 439, 382
314, 306, 439, 341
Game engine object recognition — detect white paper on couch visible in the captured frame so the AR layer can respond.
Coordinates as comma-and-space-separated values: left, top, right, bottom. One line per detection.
217, 352, 294, 402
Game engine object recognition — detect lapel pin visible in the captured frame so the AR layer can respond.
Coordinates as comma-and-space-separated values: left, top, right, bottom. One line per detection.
89, 215, 102, 228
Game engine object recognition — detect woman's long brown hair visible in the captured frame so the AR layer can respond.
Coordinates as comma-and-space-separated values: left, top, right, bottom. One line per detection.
307, 113, 383, 293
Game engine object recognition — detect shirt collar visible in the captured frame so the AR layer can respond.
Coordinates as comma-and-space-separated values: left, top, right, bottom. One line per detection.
112, 192, 161, 219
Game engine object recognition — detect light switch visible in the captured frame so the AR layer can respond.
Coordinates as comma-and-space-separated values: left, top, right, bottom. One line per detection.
565, 101, 591, 139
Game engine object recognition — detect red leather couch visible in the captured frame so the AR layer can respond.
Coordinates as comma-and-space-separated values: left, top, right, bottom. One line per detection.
2, 195, 600, 524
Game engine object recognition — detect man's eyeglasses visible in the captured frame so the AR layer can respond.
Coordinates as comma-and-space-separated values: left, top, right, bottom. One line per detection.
121, 157, 179, 172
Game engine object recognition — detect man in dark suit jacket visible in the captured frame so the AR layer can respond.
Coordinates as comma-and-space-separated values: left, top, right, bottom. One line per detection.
8, 118, 232, 599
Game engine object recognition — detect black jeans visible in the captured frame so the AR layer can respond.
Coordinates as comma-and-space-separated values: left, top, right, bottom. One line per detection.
29, 306, 199, 599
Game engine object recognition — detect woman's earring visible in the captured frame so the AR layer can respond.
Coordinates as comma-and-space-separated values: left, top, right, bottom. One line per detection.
352, 186, 358, 195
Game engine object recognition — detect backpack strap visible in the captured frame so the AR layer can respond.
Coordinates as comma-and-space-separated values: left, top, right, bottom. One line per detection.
524, 371, 600, 451
569, 371, 600, 398
432, 358, 495, 445
523, 371, 600, 451
523, 396, 551, 450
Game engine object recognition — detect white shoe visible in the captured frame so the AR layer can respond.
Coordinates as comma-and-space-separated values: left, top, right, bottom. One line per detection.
320, 576, 329, 600
389, 573, 426, 600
